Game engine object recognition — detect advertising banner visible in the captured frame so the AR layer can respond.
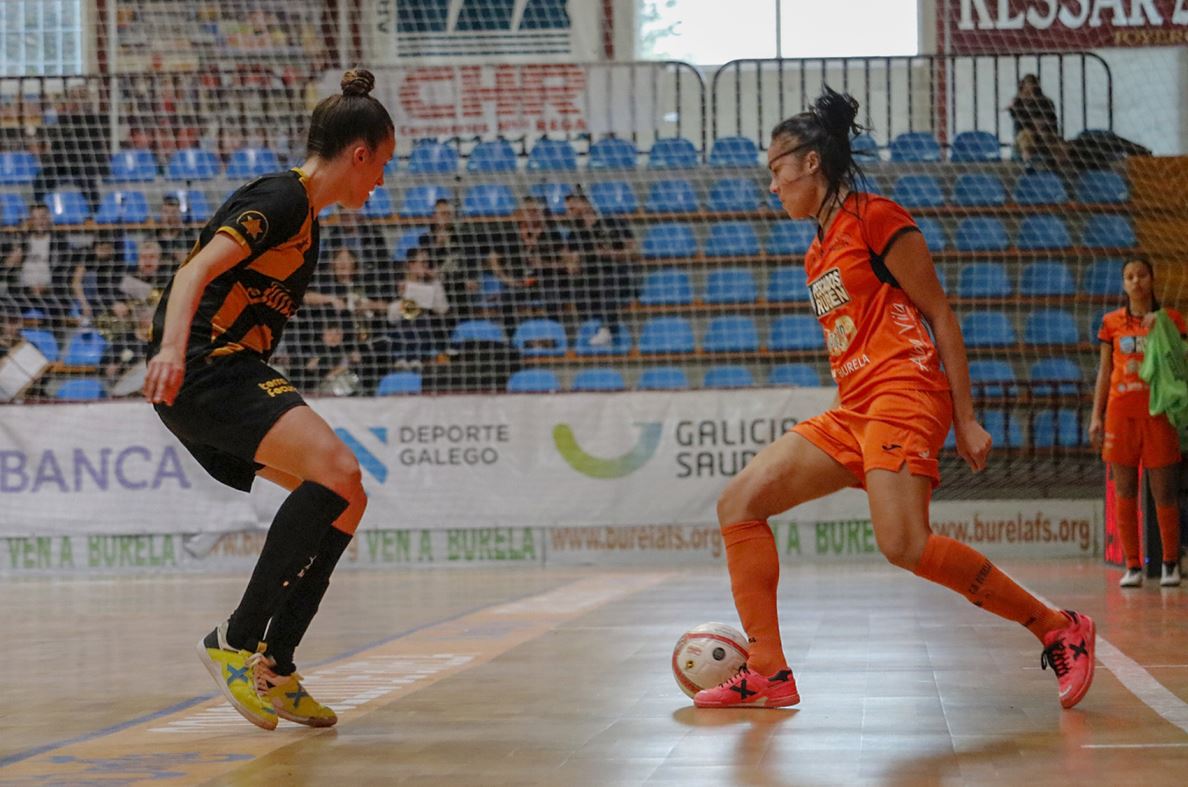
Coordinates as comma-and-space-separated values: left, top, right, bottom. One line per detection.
945, 0, 1188, 52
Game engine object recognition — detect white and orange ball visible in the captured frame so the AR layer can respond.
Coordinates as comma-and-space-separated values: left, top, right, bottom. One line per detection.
671, 622, 749, 698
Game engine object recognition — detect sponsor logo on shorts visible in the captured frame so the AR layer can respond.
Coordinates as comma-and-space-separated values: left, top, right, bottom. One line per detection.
258, 378, 297, 397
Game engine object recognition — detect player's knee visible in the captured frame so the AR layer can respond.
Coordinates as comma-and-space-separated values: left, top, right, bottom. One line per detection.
877, 535, 922, 571
320, 446, 363, 496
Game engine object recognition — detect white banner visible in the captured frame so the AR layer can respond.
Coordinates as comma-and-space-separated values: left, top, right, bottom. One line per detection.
0, 389, 869, 537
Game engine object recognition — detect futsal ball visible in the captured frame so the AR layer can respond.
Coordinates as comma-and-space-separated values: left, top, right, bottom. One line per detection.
671, 622, 749, 698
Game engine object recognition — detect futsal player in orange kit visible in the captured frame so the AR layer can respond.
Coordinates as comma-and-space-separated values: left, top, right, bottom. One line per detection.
1090, 257, 1184, 588
694, 87, 1095, 710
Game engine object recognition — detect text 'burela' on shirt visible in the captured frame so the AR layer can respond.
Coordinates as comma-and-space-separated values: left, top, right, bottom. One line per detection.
803, 192, 949, 408
150, 168, 319, 365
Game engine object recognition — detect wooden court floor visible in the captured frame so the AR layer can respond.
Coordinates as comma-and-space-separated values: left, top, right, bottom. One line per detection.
2, 559, 1187, 785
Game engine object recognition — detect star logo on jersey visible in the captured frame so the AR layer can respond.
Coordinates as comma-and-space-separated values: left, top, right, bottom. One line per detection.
236, 210, 268, 241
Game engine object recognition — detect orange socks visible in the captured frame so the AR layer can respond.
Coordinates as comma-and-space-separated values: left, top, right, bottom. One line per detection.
1156, 504, 1181, 564
913, 534, 1067, 640
722, 520, 787, 675
1116, 496, 1141, 570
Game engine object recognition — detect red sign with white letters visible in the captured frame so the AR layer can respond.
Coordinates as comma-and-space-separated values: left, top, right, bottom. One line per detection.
945, 0, 1188, 52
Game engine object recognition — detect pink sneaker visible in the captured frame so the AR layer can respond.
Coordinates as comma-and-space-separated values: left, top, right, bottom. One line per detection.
693, 666, 800, 708
1040, 610, 1095, 709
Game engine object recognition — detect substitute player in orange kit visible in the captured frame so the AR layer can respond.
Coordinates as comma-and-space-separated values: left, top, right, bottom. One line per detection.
1090, 257, 1184, 588
694, 87, 1095, 710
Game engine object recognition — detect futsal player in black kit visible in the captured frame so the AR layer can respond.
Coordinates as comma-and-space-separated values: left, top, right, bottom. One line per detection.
144, 69, 394, 730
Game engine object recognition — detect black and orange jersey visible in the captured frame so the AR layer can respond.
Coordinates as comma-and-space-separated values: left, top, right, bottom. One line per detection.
151, 168, 319, 365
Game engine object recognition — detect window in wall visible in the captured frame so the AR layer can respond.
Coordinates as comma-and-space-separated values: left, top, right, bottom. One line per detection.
0, 0, 84, 76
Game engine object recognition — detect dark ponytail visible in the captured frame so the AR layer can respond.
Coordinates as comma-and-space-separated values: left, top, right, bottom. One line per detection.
770, 85, 865, 220
306, 68, 395, 161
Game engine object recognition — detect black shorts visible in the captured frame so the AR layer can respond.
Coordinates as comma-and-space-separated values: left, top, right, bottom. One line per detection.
154, 354, 307, 491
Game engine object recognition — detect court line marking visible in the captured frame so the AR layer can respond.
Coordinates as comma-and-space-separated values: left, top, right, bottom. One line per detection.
1082, 743, 1188, 749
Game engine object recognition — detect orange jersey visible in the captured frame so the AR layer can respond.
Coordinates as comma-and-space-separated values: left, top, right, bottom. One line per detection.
803, 193, 950, 408
1098, 307, 1187, 418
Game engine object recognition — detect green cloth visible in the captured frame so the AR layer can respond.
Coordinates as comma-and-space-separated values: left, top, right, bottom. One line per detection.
1139, 309, 1188, 447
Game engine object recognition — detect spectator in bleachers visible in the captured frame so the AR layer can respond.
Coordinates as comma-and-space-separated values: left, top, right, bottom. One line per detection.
291, 308, 364, 395
35, 83, 108, 209
1, 204, 74, 326
0, 302, 19, 353
562, 190, 636, 346
1008, 75, 1064, 169
102, 305, 154, 397
304, 246, 390, 339
119, 239, 171, 304
155, 194, 192, 270
383, 245, 452, 366
427, 198, 482, 319
324, 207, 389, 270
485, 196, 566, 322
72, 231, 125, 323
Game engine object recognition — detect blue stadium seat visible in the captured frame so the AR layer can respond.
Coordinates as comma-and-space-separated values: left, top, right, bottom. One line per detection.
1075, 170, 1128, 204
642, 223, 698, 258
638, 316, 696, 354
1024, 309, 1079, 346
1088, 308, 1113, 343
528, 182, 571, 215
957, 263, 1012, 298
768, 315, 821, 351
507, 369, 561, 393
107, 149, 157, 182
890, 131, 942, 162
361, 187, 394, 218
1012, 172, 1068, 205
392, 227, 428, 262
961, 311, 1016, 347
588, 136, 638, 170
708, 178, 760, 211
646, 179, 699, 213
450, 319, 508, 345
166, 148, 220, 180
162, 189, 211, 223
704, 315, 759, 353
1016, 215, 1072, 250
949, 130, 1001, 162
704, 267, 758, 304
477, 273, 504, 309
0, 193, 28, 226
227, 148, 280, 178
407, 140, 459, 174
526, 139, 577, 172
954, 217, 1008, 251
704, 365, 755, 388
467, 139, 518, 173
766, 220, 816, 255
638, 268, 694, 305
893, 174, 945, 208
1033, 409, 1084, 448
982, 410, 1024, 448
462, 184, 517, 217
766, 267, 810, 302
767, 190, 782, 211
952, 173, 1006, 207
1030, 357, 1083, 395
704, 222, 760, 257
968, 360, 1018, 396
572, 368, 626, 392
1082, 258, 1123, 295
1083, 214, 1136, 248
20, 329, 59, 361
855, 173, 883, 195
915, 217, 949, 252
638, 366, 690, 390
401, 184, 453, 218
575, 320, 631, 355
709, 136, 759, 167
1019, 261, 1075, 296
851, 133, 880, 163
768, 363, 821, 387
589, 181, 638, 215
0, 151, 39, 184
94, 191, 150, 224
54, 378, 107, 401
513, 319, 568, 357
648, 137, 700, 169
376, 371, 422, 396
44, 190, 90, 224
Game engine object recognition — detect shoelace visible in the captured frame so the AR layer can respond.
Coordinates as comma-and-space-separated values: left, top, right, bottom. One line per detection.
246, 652, 276, 696
714, 665, 750, 688
1040, 642, 1069, 678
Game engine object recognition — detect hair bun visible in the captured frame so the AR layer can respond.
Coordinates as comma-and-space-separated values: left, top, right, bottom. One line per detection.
341, 69, 375, 97
812, 86, 860, 139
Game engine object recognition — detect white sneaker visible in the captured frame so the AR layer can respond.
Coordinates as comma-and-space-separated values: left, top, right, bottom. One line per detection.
589, 326, 613, 347
1119, 568, 1144, 588
1161, 562, 1181, 587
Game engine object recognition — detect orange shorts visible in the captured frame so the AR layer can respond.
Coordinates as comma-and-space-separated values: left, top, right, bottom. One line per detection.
1102, 408, 1181, 468
793, 389, 952, 490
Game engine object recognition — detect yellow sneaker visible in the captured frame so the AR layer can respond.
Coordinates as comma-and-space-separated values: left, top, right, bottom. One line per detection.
258, 666, 338, 727
196, 623, 278, 731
